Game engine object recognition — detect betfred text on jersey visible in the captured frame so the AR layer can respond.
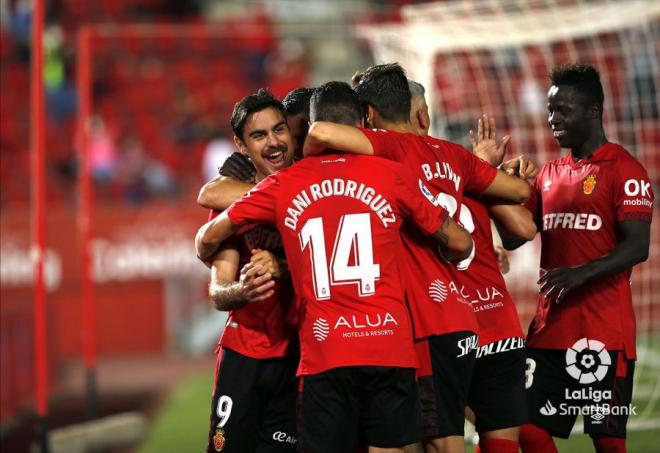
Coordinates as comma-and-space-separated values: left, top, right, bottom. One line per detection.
284, 179, 396, 231
543, 213, 602, 231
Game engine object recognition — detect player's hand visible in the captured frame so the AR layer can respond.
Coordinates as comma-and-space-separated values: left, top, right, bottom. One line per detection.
495, 246, 510, 274
500, 155, 539, 182
470, 114, 511, 167
249, 248, 285, 279
238, 262, 275, 303
537, 266, 589, 304
219, 152, 256, 183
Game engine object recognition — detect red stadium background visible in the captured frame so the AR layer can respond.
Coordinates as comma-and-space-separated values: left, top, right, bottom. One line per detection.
1, 0, 658, 451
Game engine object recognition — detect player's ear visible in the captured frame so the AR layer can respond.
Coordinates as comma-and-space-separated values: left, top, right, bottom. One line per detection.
233, 135, 248, 156
587, 103, 600, 119
366, 105, 377, 128
417, 108, 430, 134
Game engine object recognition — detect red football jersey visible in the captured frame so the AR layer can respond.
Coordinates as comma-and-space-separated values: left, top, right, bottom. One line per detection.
210, 211, 296, 359
459, 196, 524, 346
227, 153, 449, 376
360, 128, 498, 339
524, 143, 654, 359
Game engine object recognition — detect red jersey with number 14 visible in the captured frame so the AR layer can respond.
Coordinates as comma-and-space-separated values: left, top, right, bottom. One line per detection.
360, 129, 498, 339
524, 143, 654, 359
227, 153, 448, 376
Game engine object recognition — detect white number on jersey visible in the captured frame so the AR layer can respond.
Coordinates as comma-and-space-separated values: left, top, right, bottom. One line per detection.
433, 193, 476, 269
299, 213, 381, 300
216, 395, 233, 428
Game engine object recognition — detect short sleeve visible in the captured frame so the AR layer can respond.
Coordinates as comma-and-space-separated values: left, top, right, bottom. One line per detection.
395, 165, 449, 235
359, 128, 406, 162
615, 157, 654, 223
460, 145, 498, 194
226, 175, 279, 226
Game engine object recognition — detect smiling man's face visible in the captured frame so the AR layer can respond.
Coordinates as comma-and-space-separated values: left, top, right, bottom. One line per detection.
235, 107, 295, 180
547, 84, 592, 150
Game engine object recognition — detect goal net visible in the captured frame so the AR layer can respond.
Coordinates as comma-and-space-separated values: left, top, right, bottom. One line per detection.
356, 0, 660, 431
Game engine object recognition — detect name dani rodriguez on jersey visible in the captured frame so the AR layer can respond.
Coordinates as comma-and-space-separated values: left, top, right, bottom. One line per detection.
284, 178, 396, 231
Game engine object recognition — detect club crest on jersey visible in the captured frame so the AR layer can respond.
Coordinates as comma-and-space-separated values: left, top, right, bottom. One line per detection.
583, 174, 597, 195
213, 428, 226, 451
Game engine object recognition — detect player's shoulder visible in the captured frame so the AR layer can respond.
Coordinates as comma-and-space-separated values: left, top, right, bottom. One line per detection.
597, 142, 642, 166
424, 135, 475, 163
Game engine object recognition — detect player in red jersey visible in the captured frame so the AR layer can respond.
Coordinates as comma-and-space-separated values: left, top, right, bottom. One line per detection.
408, 82, 536, 453
507, 64, 654, 453
204, 89, 299, 453
304, 64, 533, 453
197, 81, 474, 453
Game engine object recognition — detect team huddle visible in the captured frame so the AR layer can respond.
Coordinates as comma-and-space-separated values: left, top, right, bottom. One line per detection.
194, 63, 653, 453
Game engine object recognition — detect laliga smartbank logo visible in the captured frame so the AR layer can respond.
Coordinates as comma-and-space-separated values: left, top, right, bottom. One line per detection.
565, 338, 611, 384
538, 338, 637, 422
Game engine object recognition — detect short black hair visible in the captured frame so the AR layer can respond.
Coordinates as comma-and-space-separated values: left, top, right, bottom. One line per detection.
550, 63, 604, 113
230, 89, 285, 141
351, 63, 411, 123
282, 87, 314, 117
310, 81, 363, 126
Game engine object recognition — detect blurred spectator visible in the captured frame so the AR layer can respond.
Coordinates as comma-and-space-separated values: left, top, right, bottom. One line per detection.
266, 38, 309, 99
44, 25, 77, 121
89, 116, 118, 184
202, 134, 234, 182
117, 136, 178, 205
170, 84, 202, 144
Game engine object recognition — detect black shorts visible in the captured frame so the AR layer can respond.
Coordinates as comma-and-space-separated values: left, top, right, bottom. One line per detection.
417, 331, 479, 438
207, 347, 298, 453
525, 346, 635, 439
468, 338, 529, 432
299, 366, 422, 452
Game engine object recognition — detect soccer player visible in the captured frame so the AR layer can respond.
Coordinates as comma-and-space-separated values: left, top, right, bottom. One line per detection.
282, 86, 315, 160
204, 89, 298, 453
197, 86, 314, 210
409, 82, 536, 453
304, 63, 532, 453
197, 81, 474, 453
512, 64, 654, 453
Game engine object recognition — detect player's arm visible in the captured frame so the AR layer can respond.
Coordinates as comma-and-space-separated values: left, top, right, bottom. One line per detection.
489, 204, 537, 242
539, 220, 650, 304
303, 121, 374, 157
197, 176, 255, 210
209, 244, 275, 311
480, 166, 531, 203
196, 211, 239, 263
431, 216, 474, 263
197, 152, 256, 209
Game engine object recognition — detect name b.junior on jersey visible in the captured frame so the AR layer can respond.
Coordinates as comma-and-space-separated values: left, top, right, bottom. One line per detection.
283, 178, 396, 231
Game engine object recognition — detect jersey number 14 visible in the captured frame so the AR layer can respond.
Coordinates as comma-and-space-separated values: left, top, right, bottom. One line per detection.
299, 213, 381, 300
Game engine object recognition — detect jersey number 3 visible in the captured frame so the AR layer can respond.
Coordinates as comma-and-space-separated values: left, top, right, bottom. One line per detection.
299, 213, 381, 300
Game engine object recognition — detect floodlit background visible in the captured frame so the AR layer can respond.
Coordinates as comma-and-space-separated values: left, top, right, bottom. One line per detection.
1, 0, 658, 451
